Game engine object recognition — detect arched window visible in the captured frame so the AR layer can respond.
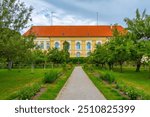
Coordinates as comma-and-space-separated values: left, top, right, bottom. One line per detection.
40, 42, 44, 49
87, 42, 91, 50
87, 52, 91, 57
76, 42, 81, 50
55, 42, 60, 49
76, 52, 80, 57
46, 42, 50, 49
97, 41, 101, 45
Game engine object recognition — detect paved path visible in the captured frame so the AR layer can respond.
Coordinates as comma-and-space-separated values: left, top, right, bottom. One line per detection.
56, 66, 106, 100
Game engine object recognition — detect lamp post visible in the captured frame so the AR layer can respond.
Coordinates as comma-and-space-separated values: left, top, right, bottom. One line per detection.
51, 11, 56, 26
96, 12, 99, 26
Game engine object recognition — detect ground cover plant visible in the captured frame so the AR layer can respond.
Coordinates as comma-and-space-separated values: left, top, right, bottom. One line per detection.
0, 68, 61, 100
84, 66, 128, 100
84, 65, 150, 100
38, 68, 73, 100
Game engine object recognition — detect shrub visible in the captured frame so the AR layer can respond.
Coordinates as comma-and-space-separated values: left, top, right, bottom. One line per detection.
83, 63, 88, 69
69, 57, 87, 64
115, 82, 126, 91
44, 70, 60, 83
62, 62, 67, 71
125, 87, 139, 100
18, 83, 41, 100
101, 72, 115, 84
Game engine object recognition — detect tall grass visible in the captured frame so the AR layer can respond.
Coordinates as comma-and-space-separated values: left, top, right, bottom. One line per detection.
44, 70, 61, 83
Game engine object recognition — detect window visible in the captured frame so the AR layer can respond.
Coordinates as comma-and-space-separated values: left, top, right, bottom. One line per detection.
97, 41, 101, 45
87, 52, 91, 57
76, 42, 81, 50
55, 42, 60, 49
76, 52, 80, 57
40, 42, 44, 49
87, 42, 91, 50
68, 43, 71, 50
34, 42, 39, 49
46, 42, 50, 49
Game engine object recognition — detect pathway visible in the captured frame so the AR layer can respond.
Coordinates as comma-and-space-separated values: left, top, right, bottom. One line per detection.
56, 66, 106, 100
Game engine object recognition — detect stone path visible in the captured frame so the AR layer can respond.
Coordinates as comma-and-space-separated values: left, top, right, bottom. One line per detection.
56, 66, 106, 100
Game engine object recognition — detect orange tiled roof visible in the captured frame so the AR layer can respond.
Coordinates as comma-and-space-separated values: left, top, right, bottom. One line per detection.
24, 25, 124, 37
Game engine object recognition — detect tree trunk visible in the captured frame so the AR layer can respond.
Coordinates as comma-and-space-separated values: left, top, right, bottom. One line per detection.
31, 63, 34, 73
51, 63, 53, 69
120, 62, 123, 72
112, 63, 114, 70
136, 63, 141, 72
8, 60, 13, 70
101, 63, 104, 68
108, 63, 112, 70
44, 61, 46, 69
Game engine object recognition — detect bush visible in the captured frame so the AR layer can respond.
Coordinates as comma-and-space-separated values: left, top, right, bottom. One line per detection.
115, 81, 140, 100
44, 70, 60, 83
101, 72, 115, 84
18, 83, 41, 100
124, 87, 139, 100
62, 62, 67, 71
69, 57, 87, 64
115, 82, 126, 91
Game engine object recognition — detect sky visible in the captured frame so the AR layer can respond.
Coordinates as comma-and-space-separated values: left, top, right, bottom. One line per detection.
20, 0, 150, 31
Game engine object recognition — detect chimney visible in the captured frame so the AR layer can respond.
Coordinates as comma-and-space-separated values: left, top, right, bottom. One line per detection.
110, 24, 113, 29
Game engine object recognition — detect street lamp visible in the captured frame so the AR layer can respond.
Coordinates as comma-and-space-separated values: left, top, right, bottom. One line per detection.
51, 11, 56, 26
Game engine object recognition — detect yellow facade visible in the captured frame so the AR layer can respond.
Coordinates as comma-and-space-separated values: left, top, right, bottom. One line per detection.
34, 37, 108, 57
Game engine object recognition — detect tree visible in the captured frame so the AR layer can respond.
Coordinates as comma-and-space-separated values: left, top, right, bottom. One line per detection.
92, 44, 107, 68
0, 0, 33, 31
124, 9, 150, 72
0, 0, 33, 70
63, 41, 70, 51
110, 29, 131, 72
62, 41, 70, 62
47, 48, 65, 64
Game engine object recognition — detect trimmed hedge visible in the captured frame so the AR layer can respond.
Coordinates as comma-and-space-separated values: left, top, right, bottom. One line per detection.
69, 57, 87, 64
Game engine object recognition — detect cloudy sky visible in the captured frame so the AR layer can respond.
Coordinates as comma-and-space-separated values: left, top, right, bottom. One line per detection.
21, 0, 150, 29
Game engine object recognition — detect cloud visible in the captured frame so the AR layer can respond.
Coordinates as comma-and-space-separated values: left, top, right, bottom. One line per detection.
21, 0, 109, 33
21, 0, 150, 34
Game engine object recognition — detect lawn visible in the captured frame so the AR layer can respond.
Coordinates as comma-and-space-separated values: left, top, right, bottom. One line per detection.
84, 68, 127, 100
0, 68, 61, 100
84, 66, 150, 100
110, 68, 150, 96
38, 68, 73, 100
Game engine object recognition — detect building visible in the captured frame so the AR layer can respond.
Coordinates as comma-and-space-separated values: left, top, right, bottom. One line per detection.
24, 25, 124, 57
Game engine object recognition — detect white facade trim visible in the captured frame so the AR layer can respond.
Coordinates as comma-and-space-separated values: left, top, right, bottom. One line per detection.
66, 41, 71, 50
54, 41, 60, 48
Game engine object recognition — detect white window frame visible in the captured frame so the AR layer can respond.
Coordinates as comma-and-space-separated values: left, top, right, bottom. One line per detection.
66, 41, 71, 50
54, 41, 60, 49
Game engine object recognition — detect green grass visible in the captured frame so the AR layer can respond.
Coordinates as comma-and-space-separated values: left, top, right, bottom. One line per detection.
87, 66, 150, 99
0, 68, 61, 100
108, 68, 150, 96
84, 69, 127, 100
38, 68, 73, 100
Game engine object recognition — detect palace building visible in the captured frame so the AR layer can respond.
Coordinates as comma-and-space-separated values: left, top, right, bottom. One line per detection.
24, 25, 124, 57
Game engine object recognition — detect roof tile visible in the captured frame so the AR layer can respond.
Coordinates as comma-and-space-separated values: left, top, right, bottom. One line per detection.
24, 25, 124, 37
